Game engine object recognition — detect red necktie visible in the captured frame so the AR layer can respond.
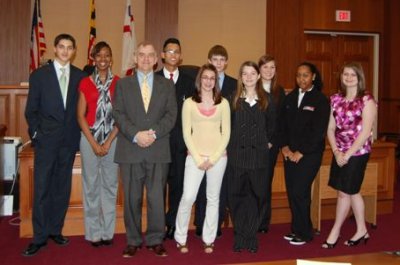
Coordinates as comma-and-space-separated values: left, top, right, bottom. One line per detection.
169, 73, 174, 81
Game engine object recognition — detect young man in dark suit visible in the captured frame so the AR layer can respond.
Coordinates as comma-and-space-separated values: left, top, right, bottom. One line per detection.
23, 33, 86, 257
156, 38, 195, 240
194, 45, 237, 238
113, 41, 177, 257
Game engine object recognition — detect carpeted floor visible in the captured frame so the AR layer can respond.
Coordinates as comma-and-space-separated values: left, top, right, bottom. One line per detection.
1, 181, 399, 265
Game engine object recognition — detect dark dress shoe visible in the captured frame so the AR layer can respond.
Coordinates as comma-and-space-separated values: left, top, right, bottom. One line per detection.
247, 247, 258, 253
91, 241, 103, 247
216, 228, 222, 239
233, 246, 243, 253
22, 242, 47, 257
147, 244, 168, 257
258, 228, 269, 234
195, 227, 202, 238
122, 245, 140, 258
49, 234, 69, 245
101, 239, 113, 246
165, 226, 175, 240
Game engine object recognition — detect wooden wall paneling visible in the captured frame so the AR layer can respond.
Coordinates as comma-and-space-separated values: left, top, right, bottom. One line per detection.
378, 99, 400, 135
266, 0, 302, 90
0, 0, 31, 85
15, 93, 29, 142
302, 0, 385, 32
386, 0, 400, 99
379, 0, 400, 135
303, 34, 338, 96
0, 93, 10, 131
340, 35, 374, 89
0, 86, 29, 142
145, 0, 178, 69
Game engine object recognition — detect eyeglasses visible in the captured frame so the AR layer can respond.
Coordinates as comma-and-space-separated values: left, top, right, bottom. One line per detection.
164, 50, 181, 55
201, 76, 216, 82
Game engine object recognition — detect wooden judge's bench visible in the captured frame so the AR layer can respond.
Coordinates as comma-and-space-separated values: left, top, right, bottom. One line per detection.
18, 141, 396, 238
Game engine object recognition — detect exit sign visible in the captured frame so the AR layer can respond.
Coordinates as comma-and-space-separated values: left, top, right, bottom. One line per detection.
336, 10, 351, 22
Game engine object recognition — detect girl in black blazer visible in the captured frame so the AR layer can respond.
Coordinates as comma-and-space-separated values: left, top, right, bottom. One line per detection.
280, 62, 330, 245
227, 61, 276, 253
258, 54, 286, 233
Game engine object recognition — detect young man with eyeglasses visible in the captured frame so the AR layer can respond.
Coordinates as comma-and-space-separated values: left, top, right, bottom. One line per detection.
156, 38, 195, 240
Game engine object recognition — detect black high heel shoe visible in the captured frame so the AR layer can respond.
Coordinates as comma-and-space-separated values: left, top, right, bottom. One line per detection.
345, 233, 370, 246
321, 238, 339, 249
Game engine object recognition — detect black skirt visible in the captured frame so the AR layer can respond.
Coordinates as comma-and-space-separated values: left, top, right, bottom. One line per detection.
328, 153, 370, 195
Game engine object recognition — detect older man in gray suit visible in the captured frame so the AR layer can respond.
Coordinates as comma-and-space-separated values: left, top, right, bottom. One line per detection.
113, 41, 177, 258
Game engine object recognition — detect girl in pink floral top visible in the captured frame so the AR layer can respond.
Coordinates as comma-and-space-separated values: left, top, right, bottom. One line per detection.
330, 93, 374, 156
323, 62, 377, 249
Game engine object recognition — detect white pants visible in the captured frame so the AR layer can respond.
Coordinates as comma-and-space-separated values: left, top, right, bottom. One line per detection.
174, 155, 227, 245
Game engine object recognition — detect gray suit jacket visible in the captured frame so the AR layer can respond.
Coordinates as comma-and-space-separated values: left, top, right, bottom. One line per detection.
113, 73, 177, 163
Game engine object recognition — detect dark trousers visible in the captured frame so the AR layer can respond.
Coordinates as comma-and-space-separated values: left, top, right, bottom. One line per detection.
194, 167, 229, 231
259, 144, 280, 230
120, 162, 168, 246
32, 144, 76, 244
165, 148, 186, 227
228, 166, 268, 249
284, 152, 322, 241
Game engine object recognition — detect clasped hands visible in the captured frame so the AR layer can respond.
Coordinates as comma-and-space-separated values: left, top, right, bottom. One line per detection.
199, 157, 213, 171
333, 150, 349, 167
92, 141, 112, 157
281, 146, 303, 163
136, 129, 156, 148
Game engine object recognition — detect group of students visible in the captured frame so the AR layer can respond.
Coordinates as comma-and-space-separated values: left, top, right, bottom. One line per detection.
22, 33, 377, 258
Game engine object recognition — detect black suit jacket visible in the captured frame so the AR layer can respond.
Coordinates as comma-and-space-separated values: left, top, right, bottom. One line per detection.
269, 85, 286, 146
279, 88, 330, 154
25, 62, 86, 151
228, 93, 276, 169
221, 74, 237, 102
155, 70, 195, 152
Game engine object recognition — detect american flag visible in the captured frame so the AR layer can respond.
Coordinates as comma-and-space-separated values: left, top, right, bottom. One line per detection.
87, 0, 96, 65
30, 0, 47, 72
121, 0, 136, 76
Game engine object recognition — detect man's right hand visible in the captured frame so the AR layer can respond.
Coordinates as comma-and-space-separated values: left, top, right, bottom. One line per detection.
136, 130, 155, 148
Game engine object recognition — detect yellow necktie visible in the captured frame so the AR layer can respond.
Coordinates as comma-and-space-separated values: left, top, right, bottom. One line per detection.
59, 67, 67, 108
142, 75, 151, 112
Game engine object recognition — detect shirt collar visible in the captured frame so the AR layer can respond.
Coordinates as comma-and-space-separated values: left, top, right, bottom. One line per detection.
163, 68, 179, 82
299, 85, 314, 94
53, 59, 70, 74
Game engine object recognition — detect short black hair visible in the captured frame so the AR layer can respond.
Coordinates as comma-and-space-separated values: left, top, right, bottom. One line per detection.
54, 33, 76, 49
163, 38, 181, 51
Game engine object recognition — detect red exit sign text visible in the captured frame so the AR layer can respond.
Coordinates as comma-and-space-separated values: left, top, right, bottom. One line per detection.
336, 10, 351, 22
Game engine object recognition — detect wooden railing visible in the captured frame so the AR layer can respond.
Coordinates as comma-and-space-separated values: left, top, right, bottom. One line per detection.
19, 141, 396, 238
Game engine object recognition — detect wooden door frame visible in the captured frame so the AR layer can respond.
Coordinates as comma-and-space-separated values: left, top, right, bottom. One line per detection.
304, 30, 379, 138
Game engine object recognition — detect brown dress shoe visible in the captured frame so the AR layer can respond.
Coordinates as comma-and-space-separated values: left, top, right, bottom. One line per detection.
147, 244, 168, 257
122, 245, 140, 258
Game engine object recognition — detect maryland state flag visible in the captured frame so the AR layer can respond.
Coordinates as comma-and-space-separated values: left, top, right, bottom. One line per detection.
30, 0, 47, 72
87, 0, 96, 65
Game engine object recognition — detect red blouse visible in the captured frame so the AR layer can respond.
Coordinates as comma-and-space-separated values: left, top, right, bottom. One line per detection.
78, 76, 119, 126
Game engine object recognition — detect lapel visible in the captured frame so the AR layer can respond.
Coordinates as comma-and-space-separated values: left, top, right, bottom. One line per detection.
299, 89, 315, 110
65, 66, 75, 110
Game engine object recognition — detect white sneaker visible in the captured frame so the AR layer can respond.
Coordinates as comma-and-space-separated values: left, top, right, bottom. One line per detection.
283, 233, 296, 241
